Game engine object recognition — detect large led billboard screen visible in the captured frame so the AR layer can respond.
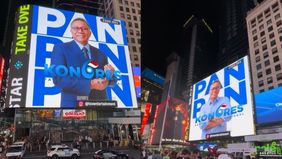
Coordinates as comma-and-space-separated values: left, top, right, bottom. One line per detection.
6, 5, 137, 108
0, 55, 4, 96
255, 86, 282, 124
189, 56, 255, 141
150, 97, 189, 145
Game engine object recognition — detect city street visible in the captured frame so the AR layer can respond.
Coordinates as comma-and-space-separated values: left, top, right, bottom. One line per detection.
22, 147, 140, 159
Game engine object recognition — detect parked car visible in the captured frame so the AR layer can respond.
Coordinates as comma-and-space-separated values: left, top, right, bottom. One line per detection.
47, 144, 80, 159
93, 149, 129, 159
5, 143, 26, 159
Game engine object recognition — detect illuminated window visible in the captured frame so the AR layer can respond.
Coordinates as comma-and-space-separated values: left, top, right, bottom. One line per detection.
262, 45, 267, 51
267, 19, 272, 25
278, 27, 282, 33
277, 73, 282, 81
263, 52, 268, 59
267, 77, 273, 84
261, 37, 266, 44
272, 47, 278, 54
258, 80, 264, 87
256, 56, 261, 62
257, 72, 263, 78
277, 20, 282, 27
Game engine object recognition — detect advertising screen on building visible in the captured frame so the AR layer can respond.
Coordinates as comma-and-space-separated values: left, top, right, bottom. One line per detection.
255, 86, 282, 124
132, 66, 141, 98
255, 141, 282, 158
0, 56, 4, 96
189, 56, 255, 141
6, 5, 137, 108
150, 97, 189, 145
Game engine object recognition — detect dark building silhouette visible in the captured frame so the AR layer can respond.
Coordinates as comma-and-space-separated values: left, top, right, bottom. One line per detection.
217, 0, 255, 68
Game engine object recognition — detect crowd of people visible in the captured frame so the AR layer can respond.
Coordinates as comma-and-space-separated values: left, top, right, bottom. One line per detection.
141, 148, 248, 159
0, 125, 13, 158
142, 148, 204, 159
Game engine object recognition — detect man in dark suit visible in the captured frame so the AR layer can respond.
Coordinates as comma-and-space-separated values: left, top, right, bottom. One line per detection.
51, 18, 115, 108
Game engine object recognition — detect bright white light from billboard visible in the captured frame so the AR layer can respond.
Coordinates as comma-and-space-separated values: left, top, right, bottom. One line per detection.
189, 56, 255, 141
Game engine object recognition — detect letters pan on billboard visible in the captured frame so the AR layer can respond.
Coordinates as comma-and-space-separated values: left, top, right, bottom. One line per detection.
6, 5, 137, 108
189, 56, 255, 141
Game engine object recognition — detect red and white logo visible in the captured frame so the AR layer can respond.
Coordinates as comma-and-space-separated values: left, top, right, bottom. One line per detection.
220, 104, 227, 109
63, 110, 86, 118
88, 60, 99, 69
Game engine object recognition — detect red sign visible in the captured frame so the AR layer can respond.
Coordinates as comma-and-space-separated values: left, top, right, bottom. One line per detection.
63, 110, 86, 119
0, 56, 4, 96
141, 103, 151, 134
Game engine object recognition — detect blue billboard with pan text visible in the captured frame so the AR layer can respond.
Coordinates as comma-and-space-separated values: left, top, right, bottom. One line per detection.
189, 56, 255, 141
6, 5, 137, 108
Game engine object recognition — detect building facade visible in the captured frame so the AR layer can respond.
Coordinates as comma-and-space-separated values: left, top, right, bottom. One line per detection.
218, 0, 255, 69
141, 68, 164, 142
246, 0, 282, 93
99, 0, 141, 67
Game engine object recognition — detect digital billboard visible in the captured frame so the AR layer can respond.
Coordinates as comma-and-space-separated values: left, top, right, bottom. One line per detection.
189, 56, 255, 141
0, 56, 4, 96
150, 97, 189, 145
255, 86, 282, 124
6, 5, 137, 108
132, 66, 141, 98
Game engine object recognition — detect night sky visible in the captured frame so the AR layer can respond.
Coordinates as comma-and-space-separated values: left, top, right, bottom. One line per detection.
142, 0, 220, 76
0, 0, 220, 77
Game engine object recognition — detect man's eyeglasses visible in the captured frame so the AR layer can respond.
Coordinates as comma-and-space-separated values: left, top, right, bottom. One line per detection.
210, 86, 220, 91
71, 27, 89, 32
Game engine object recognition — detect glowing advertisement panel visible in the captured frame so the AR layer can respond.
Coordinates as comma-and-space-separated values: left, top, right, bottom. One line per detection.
189, 56, 255, 141
0, 56, 4, 96
151, 97, 189, 145
255, 86, 282, 124
6, 5, 137, 108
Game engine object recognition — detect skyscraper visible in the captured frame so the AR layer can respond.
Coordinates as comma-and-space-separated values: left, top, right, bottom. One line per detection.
54, 0, 103, 15
218, 0, 255, 69
181, 16, 217, 103
246, 0, 282, 94
99, 0, 141, 67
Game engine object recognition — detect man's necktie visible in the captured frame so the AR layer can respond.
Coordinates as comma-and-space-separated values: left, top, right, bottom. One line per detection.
82, 47, 89, 60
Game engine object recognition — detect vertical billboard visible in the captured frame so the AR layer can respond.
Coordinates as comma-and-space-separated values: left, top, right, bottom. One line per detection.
6, 5, 137, 108
132, 66, 141, 98
150, 97, 189, 145
189, 56, 255, 141
0, 56, 4, 96
255, 86, 282, 124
